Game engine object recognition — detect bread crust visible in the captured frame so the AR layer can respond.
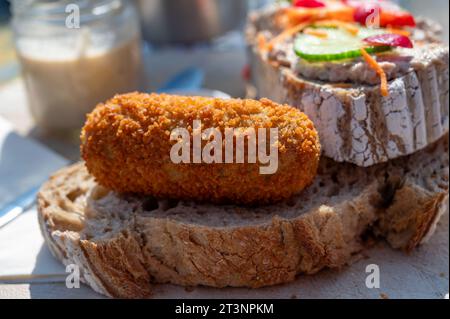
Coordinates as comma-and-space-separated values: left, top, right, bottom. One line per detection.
38, 136, 449, 298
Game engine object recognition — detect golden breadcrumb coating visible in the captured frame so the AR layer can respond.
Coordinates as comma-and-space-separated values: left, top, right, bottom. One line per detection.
81, 93, 320, 204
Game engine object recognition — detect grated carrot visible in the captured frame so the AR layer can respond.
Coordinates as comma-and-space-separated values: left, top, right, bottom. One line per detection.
265, 5, 357, 51
314, 20, 359, 36
286, 6, 354, 25
360, 48, 389, 97
257, 33, 267, 51
286, 7, 320, 25
304, 28, 328, 38
385, 28, 411, 37
265, 21, 311, 51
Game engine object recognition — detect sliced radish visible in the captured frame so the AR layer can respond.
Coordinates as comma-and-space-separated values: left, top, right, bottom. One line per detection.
363, 33, 414, 48
293, 0, 326, 8
380, 11, 416, 28
353, 2, 381, 26
351, 1, 416, 28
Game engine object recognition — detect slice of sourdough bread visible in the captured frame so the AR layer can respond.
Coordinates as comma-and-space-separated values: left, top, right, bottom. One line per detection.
37, 135, 449, 298
246, 6, 449, 167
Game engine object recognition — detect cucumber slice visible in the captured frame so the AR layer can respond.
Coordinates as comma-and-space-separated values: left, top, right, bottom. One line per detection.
294, 27, 391, 62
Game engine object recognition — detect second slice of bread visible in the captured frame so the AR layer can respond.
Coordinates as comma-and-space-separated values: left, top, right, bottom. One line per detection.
37, 135, 449, 298
246, 6, 449, 167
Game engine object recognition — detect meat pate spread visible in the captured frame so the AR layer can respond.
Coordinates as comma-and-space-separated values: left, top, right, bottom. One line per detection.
266, 27, 447, 85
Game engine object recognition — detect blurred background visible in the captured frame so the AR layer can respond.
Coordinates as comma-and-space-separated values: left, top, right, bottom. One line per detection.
0, 0, 448, 160
0, 0, 272, 94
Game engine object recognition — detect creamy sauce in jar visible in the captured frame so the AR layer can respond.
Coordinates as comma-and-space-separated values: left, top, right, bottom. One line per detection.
18, 35, 141, 131
12, 0, 142, 132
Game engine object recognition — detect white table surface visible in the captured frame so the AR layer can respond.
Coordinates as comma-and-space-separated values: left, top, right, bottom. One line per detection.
0, 31, 448, 299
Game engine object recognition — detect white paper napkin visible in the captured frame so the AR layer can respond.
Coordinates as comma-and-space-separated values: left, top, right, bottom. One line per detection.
0, 117, 68, 205
0, 208, 66, 282
0, 116, 69, 282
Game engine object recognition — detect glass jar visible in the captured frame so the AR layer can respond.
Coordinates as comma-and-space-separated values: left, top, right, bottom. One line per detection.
11, 0, 142, 133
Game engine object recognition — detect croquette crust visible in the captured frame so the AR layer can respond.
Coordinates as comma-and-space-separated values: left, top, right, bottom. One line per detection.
81, 93, 320, 204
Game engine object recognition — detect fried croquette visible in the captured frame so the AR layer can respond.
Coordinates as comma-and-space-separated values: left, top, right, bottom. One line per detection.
81, 93, 320, 204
